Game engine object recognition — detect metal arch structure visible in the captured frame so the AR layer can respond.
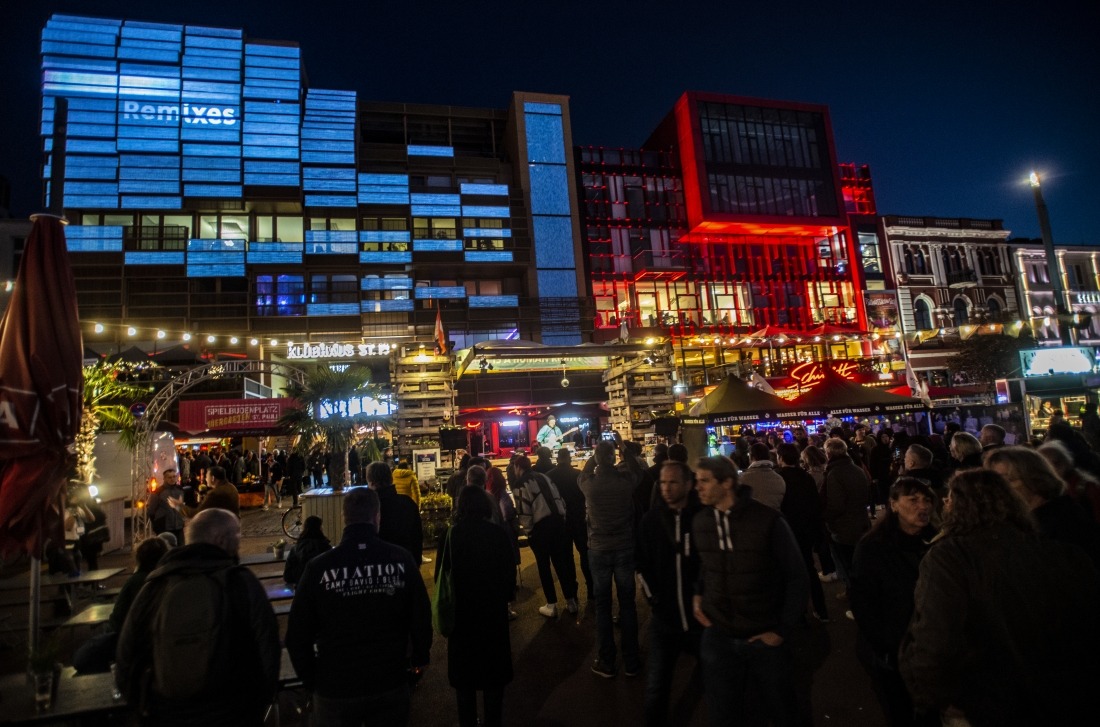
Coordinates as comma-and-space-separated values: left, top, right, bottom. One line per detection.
130, 360, 306, 542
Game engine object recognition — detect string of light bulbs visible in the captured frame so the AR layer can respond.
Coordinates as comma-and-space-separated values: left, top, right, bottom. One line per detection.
85, 320, 288, 349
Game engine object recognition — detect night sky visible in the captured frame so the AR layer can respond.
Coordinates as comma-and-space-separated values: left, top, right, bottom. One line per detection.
1, 0, 1095, 242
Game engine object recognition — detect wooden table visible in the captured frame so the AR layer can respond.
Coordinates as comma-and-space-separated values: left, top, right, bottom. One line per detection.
61, 603, 113, 629
239, 552, 286, 567
0, 569, 125, 592
0, 569, 125, 615
0, 669, 127, 724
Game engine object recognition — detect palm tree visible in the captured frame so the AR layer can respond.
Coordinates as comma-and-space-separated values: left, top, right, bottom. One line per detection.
278, 364, 391, 488
75, 361, 148, 484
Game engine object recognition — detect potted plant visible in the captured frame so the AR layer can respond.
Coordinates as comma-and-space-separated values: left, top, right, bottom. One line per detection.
271, 538, 287, 559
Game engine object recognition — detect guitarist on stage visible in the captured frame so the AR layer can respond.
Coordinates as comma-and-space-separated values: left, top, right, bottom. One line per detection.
537, 415, 576, 450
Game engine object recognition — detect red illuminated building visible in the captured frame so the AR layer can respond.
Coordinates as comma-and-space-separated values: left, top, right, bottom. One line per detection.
578, 92, 895, 391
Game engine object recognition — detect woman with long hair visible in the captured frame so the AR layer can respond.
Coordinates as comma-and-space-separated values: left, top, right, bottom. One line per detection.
1039, 439, 1100, 523
900, 468, 1100, 726
435, 486, 516, 727
984, 446, 1100, 567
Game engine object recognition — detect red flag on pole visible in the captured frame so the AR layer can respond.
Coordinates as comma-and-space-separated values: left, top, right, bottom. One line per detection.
435, 304, 447, 355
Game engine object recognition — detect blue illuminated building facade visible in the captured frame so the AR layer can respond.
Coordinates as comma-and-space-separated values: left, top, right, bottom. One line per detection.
40, 14, 587, 368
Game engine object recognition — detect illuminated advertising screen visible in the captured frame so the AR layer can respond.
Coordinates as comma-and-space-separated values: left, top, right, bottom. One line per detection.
41, 15, 303, 211
1019, 347, 1095, 377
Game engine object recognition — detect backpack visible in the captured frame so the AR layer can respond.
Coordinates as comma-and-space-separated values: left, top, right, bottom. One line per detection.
149, 565, 237, 700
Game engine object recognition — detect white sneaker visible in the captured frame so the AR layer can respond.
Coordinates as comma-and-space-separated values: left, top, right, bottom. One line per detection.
538, 603, 558, 618
818, 571, 839, 582
566, 598, 579, 614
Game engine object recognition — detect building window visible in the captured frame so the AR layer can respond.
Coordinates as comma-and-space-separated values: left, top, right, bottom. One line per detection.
198, 214, 249, 241
255, 216, 304, 243
413, 217, 457, 239
859, 232, 881, 274
309, 217, 356, 231
914, 298, 933, 330
987, 297, 1003, 322
362, 216, 408, 231
310, 274, 358, 304
1068, 262, 1093, 291
952, 298, 969, 327
1027, 262, 1050, 284
255, 274, 305, 316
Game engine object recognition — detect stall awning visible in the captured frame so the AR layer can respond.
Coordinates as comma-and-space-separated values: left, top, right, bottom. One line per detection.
788, 365, 925, 416
687, 377, 794, 424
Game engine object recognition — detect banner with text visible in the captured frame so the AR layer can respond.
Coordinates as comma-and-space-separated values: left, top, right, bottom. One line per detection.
179, 398, 298, 434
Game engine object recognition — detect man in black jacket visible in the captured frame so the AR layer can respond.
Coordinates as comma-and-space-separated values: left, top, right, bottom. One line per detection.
850, 477, 938, 726
692, 456, 808, 727
637, 460, 703, 727
286, 487, 431, 726
115, 508, 280, 726
365, 461, 423, 564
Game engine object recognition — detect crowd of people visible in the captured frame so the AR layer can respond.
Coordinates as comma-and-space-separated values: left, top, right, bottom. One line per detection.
67, 416, 1100, 726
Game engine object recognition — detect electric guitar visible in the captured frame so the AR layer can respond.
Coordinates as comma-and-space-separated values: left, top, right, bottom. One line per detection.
541, 426, 579, 449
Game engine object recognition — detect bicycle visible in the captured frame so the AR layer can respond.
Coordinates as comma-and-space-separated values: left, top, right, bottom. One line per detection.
282, 505, 303, 540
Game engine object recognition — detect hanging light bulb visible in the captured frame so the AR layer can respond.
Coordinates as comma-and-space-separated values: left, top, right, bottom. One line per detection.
182, 332, 192, 341
156, 330, 166, 339
230, 337, 239, 345
270, 339, 279, 346
94, 322, 104, 333
207, 334, 216, 343
250, 338, 259, 346
127, 327, 137, 336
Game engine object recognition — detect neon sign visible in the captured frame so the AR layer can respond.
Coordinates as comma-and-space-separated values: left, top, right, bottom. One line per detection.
285, 342, 396, 360
122, 101, 238, 125
790, 361, 858, 389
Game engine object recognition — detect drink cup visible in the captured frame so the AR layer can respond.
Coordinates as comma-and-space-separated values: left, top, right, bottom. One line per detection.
34, 672, 53, 712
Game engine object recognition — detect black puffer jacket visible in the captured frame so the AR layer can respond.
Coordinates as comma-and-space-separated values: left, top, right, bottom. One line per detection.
692, 487, 808, 639
636, 492, 703, 631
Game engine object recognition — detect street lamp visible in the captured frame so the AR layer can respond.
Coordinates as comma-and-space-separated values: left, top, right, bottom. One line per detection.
1029, 171, 1074, 345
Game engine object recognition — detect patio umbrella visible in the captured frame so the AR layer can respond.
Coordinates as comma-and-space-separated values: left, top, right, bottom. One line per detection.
0, 214, 84, 653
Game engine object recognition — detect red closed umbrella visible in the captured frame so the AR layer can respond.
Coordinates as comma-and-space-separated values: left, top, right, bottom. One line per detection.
0, 215, 84, 558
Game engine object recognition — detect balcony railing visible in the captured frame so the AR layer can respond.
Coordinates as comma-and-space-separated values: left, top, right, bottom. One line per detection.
946, 268, 977, 287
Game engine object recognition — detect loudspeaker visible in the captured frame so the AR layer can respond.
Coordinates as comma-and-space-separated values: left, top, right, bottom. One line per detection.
439, 427, 467, 451
653, 416, 681, 437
